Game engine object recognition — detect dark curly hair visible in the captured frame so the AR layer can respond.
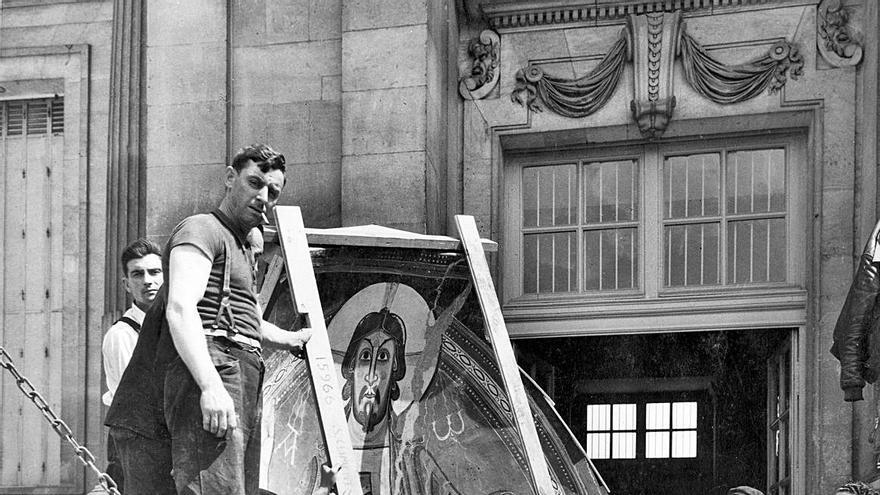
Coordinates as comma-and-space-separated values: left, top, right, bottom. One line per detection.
120, 238, 162, 275
231, 143, 286, 174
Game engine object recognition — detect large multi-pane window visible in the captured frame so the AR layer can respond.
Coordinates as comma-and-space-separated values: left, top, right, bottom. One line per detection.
584, 401, 699, 460
521, 160, 638, 293
585, 403, 637, 459
663, 149, 786, 287
509, 136, 801, 299
645, 402, 698, 458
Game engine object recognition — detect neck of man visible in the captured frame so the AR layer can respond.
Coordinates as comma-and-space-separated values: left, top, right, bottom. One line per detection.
217, 198, 254, 239
133, 299, 150, 312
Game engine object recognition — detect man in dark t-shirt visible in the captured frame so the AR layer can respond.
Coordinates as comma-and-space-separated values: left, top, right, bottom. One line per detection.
111, 144, 312, 495
164, 144, 312, 494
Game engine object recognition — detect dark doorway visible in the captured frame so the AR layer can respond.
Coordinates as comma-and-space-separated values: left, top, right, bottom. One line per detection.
515, 329, 790, 495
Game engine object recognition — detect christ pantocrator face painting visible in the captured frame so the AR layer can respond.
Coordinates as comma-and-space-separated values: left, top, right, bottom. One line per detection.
342, 307, 406, 435
331, 282, 435, 450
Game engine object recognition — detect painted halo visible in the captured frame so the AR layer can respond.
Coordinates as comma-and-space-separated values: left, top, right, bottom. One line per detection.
328, 282, 436, 415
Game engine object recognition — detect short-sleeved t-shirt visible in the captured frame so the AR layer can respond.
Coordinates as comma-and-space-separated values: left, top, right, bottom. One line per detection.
165, 211, 262, 341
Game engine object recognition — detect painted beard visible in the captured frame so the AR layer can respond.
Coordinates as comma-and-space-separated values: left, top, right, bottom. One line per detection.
354, 385, 388, 434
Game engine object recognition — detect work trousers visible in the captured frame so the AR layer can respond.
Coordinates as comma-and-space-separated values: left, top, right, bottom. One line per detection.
108, 427, 175, 495
105, 431, 124, 492
164, 336, 265, 495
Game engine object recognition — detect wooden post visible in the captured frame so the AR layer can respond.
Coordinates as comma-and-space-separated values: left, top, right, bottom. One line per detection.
455, 215, 555, 495
273, 206, 363, 495
257, 254, 284, 311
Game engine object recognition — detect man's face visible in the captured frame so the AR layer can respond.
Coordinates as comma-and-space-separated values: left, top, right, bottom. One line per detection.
123, 254, 163, 310
350, 330, 398, 432
225, 159, 285, 229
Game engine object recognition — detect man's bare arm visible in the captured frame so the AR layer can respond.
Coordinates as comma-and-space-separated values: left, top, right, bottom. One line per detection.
166, 244, 238, 438
260, 316, 312, 351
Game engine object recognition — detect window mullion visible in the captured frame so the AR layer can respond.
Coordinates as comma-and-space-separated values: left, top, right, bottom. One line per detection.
643, 145, 660, 298
720, 151, 729, 285
578, 161, 584, 293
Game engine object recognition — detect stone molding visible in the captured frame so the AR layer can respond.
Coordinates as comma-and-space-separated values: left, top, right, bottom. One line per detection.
105, 0, 146, 315
817, 0, 863, 67
459, 30, 501, 100
511, 12, 804, 137
479, 0, 815, 30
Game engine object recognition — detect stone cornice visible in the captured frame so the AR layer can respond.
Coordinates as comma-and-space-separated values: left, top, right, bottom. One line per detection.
479, 0, 818, 30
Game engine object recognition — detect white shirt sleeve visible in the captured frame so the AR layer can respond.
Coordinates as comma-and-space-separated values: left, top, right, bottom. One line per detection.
101, 321, 138, 406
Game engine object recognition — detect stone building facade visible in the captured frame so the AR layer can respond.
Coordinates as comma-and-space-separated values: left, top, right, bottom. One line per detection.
0, 0, 877, 493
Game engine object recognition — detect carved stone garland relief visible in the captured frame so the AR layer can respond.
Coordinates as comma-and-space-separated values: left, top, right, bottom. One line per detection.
505, 11, 810, 138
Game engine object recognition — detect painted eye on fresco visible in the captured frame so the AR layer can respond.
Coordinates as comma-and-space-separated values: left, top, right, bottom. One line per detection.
359, 348, 372, 361
376, 349, 390, 362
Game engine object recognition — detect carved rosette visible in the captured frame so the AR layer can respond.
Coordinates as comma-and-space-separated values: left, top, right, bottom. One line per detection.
767, 42, 805, 92
459, 30, 501, 100
817, 0, 863, 67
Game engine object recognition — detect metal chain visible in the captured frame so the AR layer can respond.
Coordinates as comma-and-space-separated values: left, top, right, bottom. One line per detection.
0, 345, 120, 495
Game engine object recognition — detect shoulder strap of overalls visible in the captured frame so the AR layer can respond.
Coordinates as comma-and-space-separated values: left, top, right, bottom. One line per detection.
208, 212, 237, 336
115, 316, 141, 334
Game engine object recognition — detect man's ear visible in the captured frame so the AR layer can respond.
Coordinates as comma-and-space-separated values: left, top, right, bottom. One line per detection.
224, 166, 237, 188
121, 276, 131, 294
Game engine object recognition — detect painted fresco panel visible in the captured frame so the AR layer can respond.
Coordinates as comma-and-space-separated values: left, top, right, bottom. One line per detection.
259, 245, 604, 495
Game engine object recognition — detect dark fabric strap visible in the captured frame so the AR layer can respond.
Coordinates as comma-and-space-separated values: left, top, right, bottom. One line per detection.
210, 239, 237, 334
209, 210, 244, 337
116, 316, 141, 334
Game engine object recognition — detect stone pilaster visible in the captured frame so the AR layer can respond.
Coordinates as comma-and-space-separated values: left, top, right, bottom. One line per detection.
105, 0, 146, 316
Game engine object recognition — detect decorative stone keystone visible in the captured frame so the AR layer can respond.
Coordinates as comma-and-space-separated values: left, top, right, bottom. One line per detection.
629, 12, 680, 138
459, 30, 501, 100
817, 0, 863, 67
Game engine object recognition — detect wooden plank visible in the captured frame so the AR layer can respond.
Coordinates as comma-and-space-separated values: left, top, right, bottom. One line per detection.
0, 113, 8, 486
258, 254, 285, 313
273, 206, 363, 495
4, 137, 26, 316
455, 214, 555, 495
45, 136, 63, 483
45, 311, 62, 484
2, 136, 27, 486
0, 314, 24, 486
25, 136, 47, 313
49, 135, 64, 313
263, 224, 499, 252
22, 136, 48, 485
21, 311, 47, 485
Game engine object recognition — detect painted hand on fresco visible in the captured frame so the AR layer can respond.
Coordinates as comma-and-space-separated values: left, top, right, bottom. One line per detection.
200, 383, 238, 438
